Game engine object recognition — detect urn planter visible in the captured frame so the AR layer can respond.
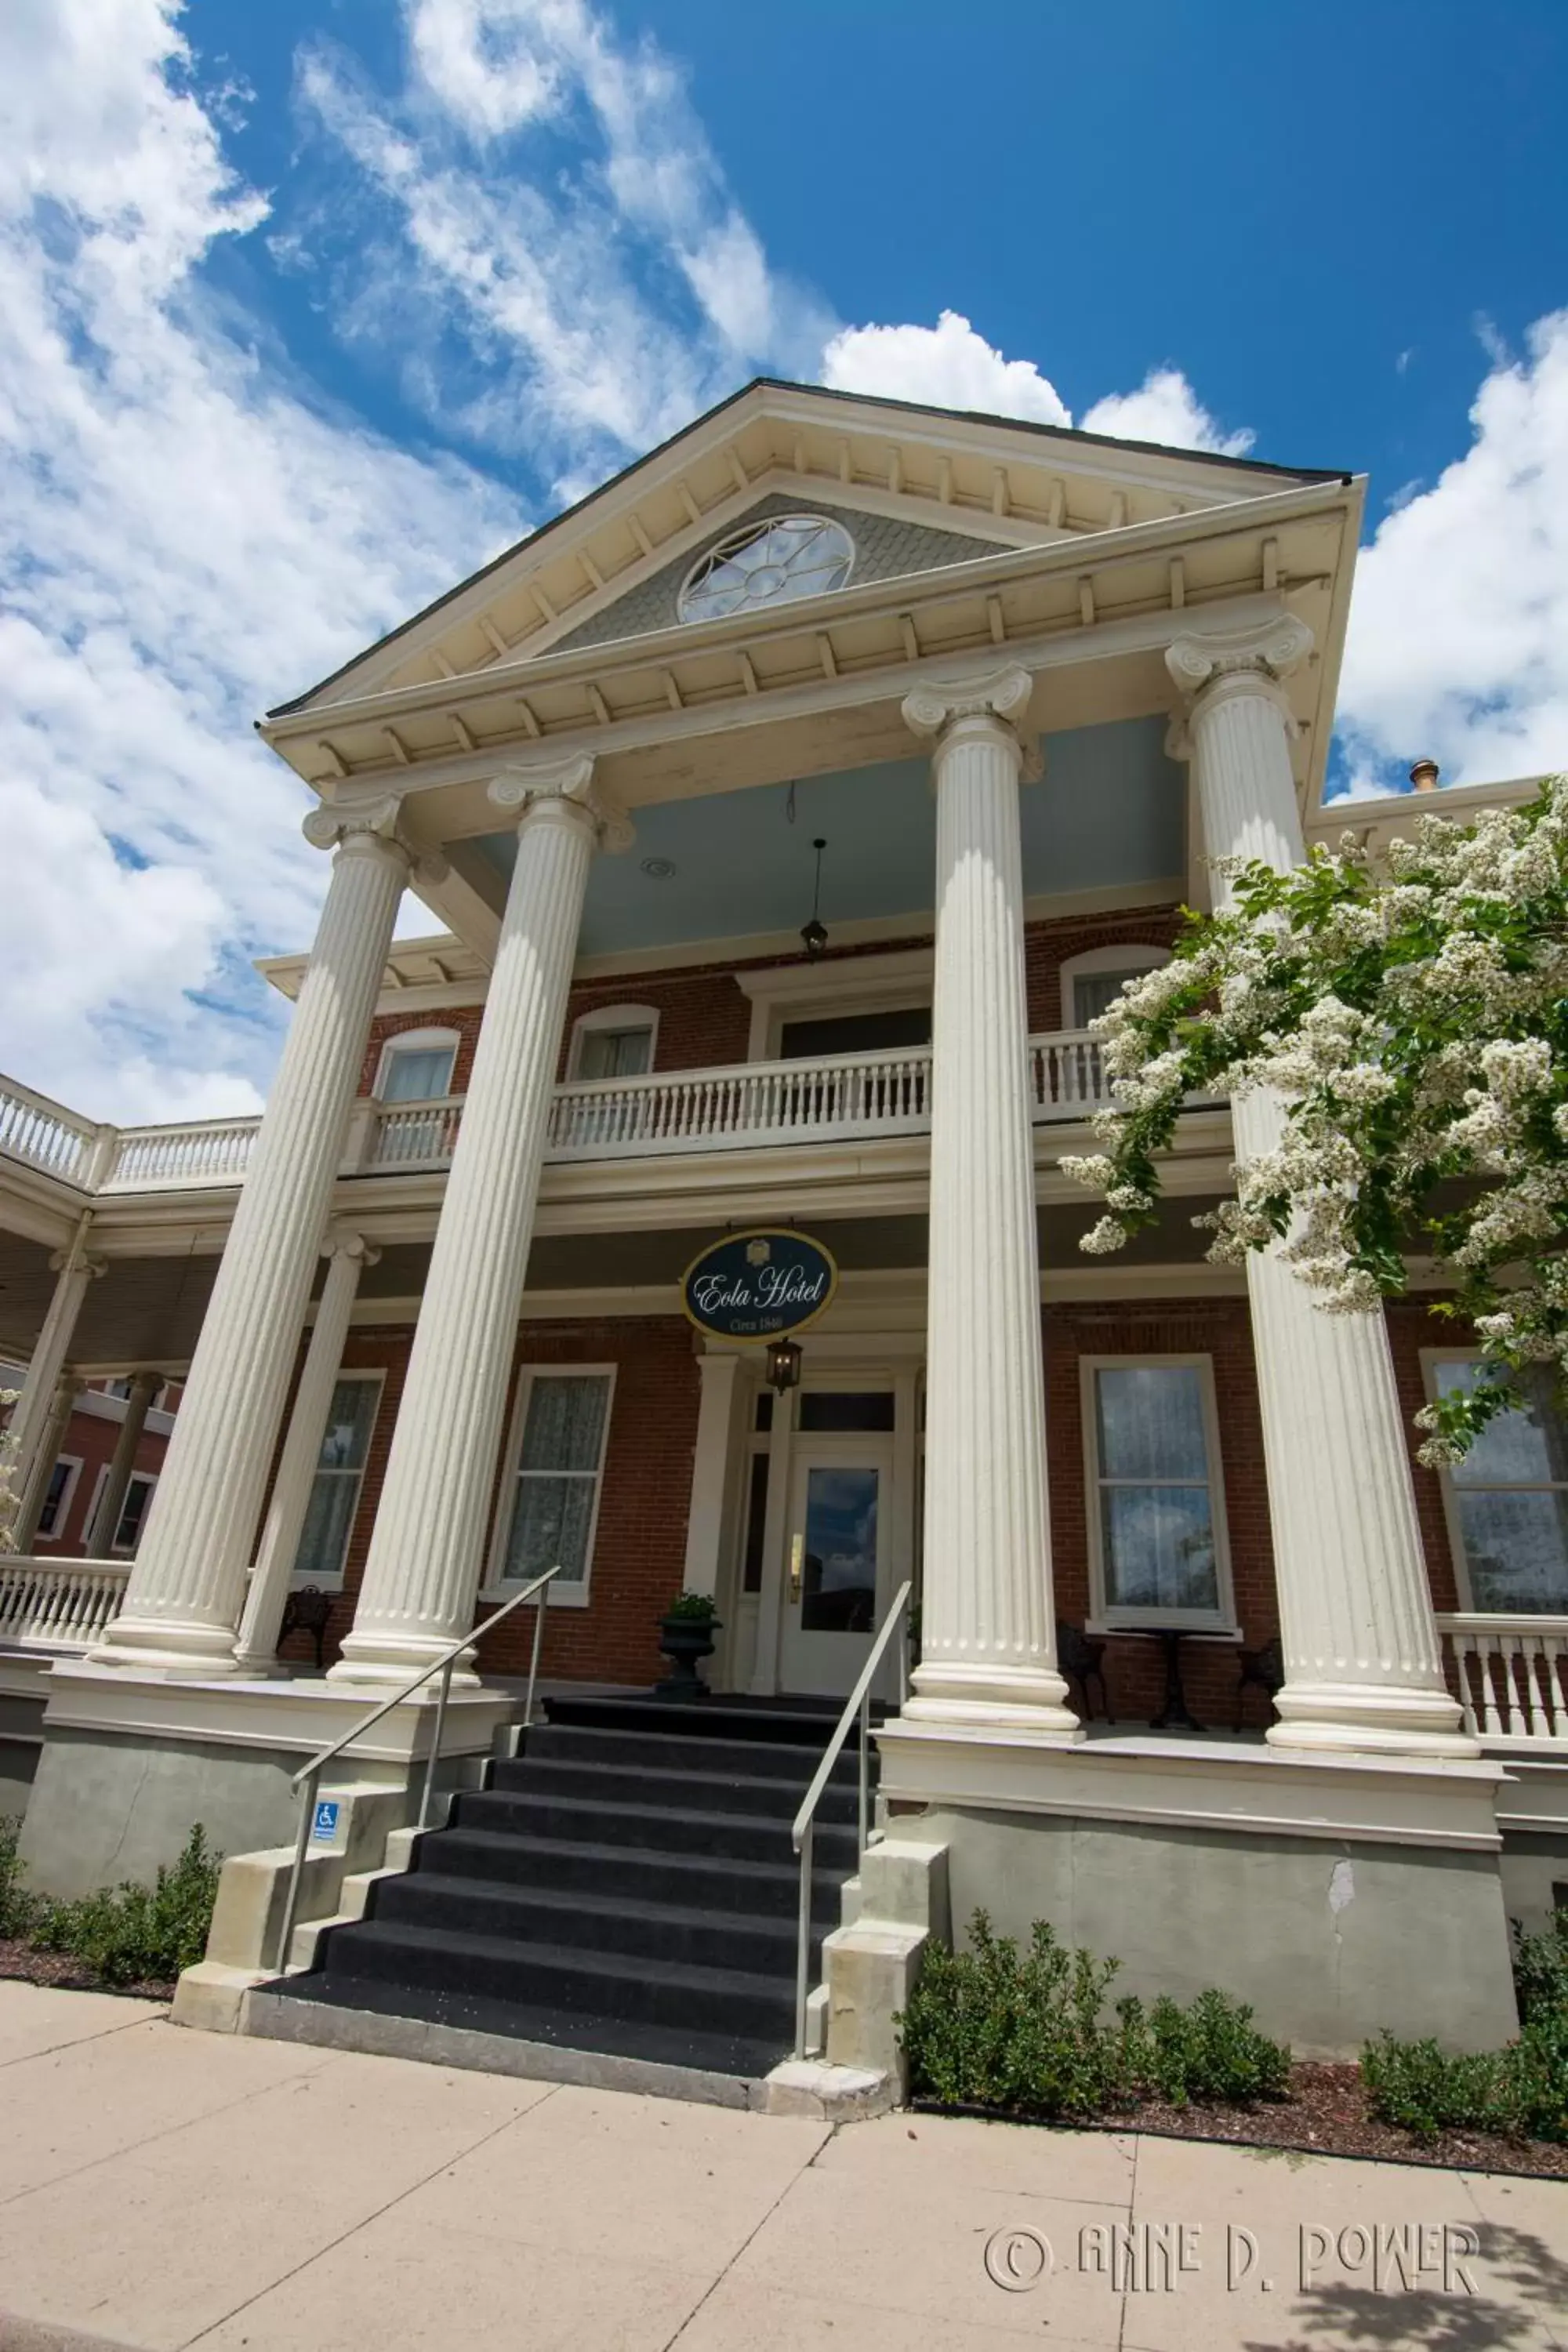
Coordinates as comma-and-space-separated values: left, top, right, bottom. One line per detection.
656, 1611, 720, 1700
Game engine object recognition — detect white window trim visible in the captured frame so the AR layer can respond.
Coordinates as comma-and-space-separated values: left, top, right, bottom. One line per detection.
1059, 944, 1171, 1033
290, 1369, 384, 1593
565, 1004, 661, 1081
110, 1470, 158, 1558
371, 1026, 461, 1102
35, 1454, 82, 1544
482, 1363, 618, 1608
1080, 1354, 1237, 1633
1418, 1347, 1568, 1614
737, 946, 935, 1061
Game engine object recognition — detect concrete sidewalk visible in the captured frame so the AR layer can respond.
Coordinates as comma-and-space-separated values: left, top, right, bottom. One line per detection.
0, 1984, 1563, 2352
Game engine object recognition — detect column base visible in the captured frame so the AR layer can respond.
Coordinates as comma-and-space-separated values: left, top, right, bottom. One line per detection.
327, 1630, 480, 1694
1267, 1679, 1480, 1761
903, 1657, 1081, 1742
87, 1617, 245, 1679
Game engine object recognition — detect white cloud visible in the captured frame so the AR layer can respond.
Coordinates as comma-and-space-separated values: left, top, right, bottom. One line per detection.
822, 313, 1250, 460
299, 0, 831, 497
1335, 310, 1568, 793
1080, 368, 1254, 458
822, 310, 1071, 427
0, 0, 524, 1121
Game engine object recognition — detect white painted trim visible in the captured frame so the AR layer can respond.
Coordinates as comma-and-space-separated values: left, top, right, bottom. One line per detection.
291, 1368, 385, 1593
1418, 1346, 1568, 1616
1079, 1353, 1237, 1633
481, 1362, 618, 1608
565, 1002, 661, 1081
738, 947, 935, 1061
34, 1454, 82, 1543
372, 1028, 461, 1102
1058, 942, 1171, 1032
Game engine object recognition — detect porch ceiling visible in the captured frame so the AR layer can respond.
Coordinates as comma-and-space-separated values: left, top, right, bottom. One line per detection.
459, 714, 1185, 956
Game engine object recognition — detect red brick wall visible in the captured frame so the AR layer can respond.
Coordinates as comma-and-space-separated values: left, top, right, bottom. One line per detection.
1044, 1296, 1279, 1728
356, 902, 1185, 1098
30, 1403, 169, 1555
275, 1317, 701, 1686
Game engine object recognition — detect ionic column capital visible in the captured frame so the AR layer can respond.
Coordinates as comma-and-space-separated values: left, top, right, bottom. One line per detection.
902, 663, 1036, 759
301, 796, 419, 877
489, 753, 634, 854
47, 1247, 105, 1279
321, 1227, 381, 1271
1163, 618, 1313, 753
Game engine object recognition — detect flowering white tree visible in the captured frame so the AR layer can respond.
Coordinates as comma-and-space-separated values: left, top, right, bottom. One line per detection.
1063, 779, 1568, 1465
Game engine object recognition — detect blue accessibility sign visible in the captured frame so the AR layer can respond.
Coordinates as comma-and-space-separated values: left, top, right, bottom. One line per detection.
310, 1799, 341, 1843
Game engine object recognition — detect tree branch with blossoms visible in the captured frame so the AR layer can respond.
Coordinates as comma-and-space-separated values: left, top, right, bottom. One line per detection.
1062, 779, 1568, 1465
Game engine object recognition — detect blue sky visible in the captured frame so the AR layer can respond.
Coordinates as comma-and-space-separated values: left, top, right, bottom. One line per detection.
2, 0, 1566, 1122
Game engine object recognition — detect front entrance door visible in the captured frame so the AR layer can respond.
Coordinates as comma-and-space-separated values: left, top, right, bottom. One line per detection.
778, 1437, 894, 1697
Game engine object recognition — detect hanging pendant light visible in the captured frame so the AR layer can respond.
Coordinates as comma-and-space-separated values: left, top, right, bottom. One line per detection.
800, 837, 828, 959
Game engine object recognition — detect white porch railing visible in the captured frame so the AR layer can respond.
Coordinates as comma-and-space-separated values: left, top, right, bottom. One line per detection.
0, 1558, 130, 1652
1437, 1613, 1568, 1747
0, 1029, 1121, 1198
104, 1118, 261, 1192
0, 1078, 100, 1185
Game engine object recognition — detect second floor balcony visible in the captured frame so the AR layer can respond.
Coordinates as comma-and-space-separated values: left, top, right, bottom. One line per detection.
1, 1030, 1126, 1198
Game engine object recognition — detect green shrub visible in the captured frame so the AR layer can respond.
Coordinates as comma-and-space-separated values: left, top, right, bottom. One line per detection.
31, 1825, 222, 1987
897, 1911, 1290, 2119
0, 1815, 43, 1940
1361, 2007, 1568, 2146
1513, 1905, 1568, 2025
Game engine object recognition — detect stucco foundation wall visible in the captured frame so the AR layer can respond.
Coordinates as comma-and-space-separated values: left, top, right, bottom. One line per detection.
0, 1688, 45, 1814
925, 1804, 1520, 2057
17, 1726, 307, 1900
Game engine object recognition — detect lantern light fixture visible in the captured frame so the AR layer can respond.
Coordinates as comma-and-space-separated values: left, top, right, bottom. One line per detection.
800, 837, 828, 960
765, 1337, 804, 1394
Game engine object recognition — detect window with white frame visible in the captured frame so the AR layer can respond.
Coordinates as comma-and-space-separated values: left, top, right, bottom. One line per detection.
568, 1005, 659, 1082
1059, 946, 1171, 1032
34, 1457, 81, 1542
291, 1374, 383, 1587
374, 1029, 459, 1102
1426, 1356, 1568, 1612
111, 1472, 158, 1556
1083, 1358, 1232, 1626
492, 1369, 615, 1598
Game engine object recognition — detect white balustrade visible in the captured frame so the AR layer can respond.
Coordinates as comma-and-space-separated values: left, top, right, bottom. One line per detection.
2, 1031, 1123, 1201
103, 1120, 260, 1192
0, 1078, 97, 1184
0, 1557, 131, 1651
1437, 1613, 1568, 1746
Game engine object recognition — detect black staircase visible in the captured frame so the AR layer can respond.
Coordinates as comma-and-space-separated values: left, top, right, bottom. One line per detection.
267, 1692, 874, 2081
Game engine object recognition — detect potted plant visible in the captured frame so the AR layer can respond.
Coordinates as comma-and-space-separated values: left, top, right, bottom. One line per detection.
656, 1590, 721, 1700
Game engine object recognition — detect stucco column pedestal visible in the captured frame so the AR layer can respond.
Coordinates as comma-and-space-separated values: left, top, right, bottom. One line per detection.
86, 1371, 162, 1558
897, 667, 1077, 1740
91, 805, 413, 1676
332, 756, 630, 1690
233, 1232, 379, 1675
1167, 620, 1474, 1759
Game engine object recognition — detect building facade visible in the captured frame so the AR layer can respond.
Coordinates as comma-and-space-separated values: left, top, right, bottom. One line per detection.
2, 380, 1563, 2067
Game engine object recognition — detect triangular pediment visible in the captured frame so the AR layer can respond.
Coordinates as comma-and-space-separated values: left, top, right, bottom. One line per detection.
271, 378, 1344, 718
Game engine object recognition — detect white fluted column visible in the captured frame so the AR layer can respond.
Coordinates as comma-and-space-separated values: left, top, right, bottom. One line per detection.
333, 755, 630, 1687
92, 803, 413, 1675
901, 668, 1077, 1737
233, 1232, 379, 1674
1167, 619, 1473, 1757
681, 1352, 743, 1602
5, 1225, 103, 1526
87, 1371, 162, 1558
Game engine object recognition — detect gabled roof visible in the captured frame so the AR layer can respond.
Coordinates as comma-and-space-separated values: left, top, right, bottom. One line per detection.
267, 375, 1349, 720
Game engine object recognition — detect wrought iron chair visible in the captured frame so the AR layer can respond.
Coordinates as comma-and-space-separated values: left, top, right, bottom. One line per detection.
279, 1584, 333, 1671
1056, 1617, 1111, 1722
1234, 1635, 1283, 1730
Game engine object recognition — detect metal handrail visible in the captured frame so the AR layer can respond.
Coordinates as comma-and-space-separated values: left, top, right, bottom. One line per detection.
789, 1579, 913, 2059
272, 1565, 561, 1973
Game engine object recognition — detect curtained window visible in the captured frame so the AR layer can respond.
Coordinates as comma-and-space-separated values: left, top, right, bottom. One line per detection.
1431, 1358, 1568, 1612
498, 1372, 614, 1592
292, 1375, 382, 1586
1086, 1360, 1230, 1625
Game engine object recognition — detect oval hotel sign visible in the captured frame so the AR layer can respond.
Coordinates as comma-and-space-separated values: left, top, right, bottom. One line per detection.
681, 1229, 838, 1342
